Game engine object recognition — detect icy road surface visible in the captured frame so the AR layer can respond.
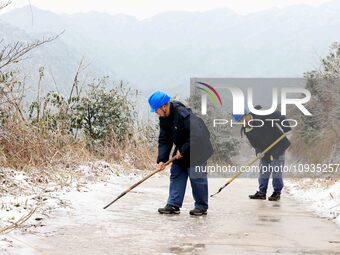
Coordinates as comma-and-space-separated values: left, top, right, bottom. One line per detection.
4, 177, 340, 255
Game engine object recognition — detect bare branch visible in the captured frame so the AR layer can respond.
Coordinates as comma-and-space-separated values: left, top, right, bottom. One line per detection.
0, 31, 65, 70
0, 207, 37, 235
48, 66, 60, 94
66, 58, 88, 114
28, 0, 34, 26
0, 0, 11, 10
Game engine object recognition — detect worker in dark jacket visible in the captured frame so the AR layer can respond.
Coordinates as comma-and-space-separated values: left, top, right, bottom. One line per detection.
148, 91, 213, 215
233, 108, 291, 201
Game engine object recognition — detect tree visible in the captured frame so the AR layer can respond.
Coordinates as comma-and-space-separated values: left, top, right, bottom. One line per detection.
291, 42, 340, 163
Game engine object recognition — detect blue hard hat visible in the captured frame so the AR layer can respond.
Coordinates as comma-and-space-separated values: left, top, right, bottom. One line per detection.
232, 106, 250, 122
148, 90, 171, 112
232, 114, 245, 122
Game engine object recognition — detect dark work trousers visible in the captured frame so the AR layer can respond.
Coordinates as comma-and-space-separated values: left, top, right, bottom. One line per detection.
167, 162, 208, 210
258, 154, 285, 194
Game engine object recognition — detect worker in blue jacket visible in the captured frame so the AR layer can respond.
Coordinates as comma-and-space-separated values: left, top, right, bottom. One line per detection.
148, 91, 213, 215
234, 107, 291, 201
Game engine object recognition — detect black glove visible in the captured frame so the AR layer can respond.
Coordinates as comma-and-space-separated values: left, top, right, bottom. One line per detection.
263, 153, 274, 162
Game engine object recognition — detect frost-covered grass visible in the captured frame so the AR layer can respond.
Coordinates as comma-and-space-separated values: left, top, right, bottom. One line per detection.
285, 179, 340, 227
0, 161, 126, 231
0, 161, 150, 254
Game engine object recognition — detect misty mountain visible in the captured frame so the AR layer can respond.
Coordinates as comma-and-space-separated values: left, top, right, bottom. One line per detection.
1, 1, 340, 98
0, 20, 105, 100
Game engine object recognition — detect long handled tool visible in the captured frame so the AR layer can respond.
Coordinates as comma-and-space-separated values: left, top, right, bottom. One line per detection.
103, 155, 177, 209
210, 132, 287, 197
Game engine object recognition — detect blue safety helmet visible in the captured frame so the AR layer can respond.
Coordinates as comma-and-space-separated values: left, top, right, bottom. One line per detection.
148, 90, 171, 112
232, 106, 250, 122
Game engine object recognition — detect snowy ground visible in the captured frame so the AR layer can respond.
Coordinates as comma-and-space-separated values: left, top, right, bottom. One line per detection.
285, 179, 340, 227
0, 161, 143, 236
0, 163, 145, 254
1, 176, 340, 254
1, 162, 339, 254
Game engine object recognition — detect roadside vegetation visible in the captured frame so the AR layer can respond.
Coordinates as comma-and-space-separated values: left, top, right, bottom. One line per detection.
290, 42, 340, 165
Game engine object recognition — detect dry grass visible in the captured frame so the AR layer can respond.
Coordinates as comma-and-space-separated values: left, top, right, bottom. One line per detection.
0, 207, 38, 235
290, 131, 339, 164
288, 178, 338, 192
0, 121, 91, 170
0, 119, 156, 174
100, 137, 156, 170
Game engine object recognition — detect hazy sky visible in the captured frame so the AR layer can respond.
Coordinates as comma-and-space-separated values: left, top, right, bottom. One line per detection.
2, 0, 334, 18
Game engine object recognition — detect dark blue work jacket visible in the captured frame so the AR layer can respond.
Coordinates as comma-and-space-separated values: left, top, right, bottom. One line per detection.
157, 101, 214, 167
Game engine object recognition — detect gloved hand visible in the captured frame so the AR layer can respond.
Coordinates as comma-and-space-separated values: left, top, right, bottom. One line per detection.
263, 153, 274, 162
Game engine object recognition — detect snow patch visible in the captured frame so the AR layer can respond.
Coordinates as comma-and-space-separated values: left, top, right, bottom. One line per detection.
0, 161, 125, 229
286, 179, 340, 227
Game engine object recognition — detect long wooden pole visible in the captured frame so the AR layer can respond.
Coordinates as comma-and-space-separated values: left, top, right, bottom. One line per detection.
103, 156, 177, 209
210, 132, 287, 197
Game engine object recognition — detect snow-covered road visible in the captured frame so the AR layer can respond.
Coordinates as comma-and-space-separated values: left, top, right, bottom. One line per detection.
2, 176, 340, 255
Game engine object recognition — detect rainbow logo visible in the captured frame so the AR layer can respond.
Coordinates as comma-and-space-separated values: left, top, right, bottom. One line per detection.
195, 82, 222, 107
